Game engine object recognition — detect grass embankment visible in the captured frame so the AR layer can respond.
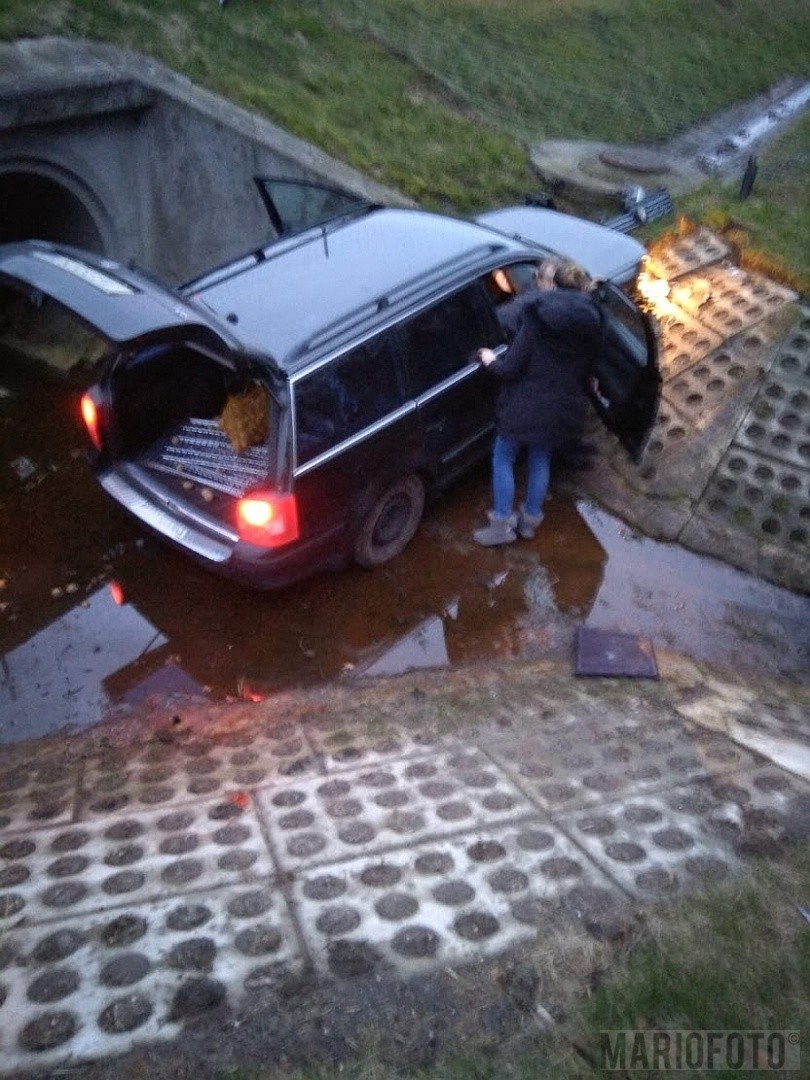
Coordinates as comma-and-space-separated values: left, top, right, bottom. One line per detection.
0, 0, 808, 281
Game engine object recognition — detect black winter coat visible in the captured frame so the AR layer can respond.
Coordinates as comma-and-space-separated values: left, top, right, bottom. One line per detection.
488, 290, 604, 449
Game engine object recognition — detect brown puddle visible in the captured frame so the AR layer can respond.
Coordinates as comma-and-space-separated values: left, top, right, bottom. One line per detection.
1, 351, 809, 744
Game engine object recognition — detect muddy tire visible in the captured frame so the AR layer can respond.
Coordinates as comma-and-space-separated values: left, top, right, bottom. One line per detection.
353, 474, 425, 568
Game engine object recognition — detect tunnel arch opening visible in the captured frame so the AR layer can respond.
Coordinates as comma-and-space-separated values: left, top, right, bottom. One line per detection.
0, 170, 105, 252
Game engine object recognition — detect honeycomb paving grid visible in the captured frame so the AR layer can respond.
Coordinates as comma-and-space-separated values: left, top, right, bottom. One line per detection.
668, 762, 810, 839
661, 336, 770, 430
79, 720, 320, 818
292, 819, 629, 977
656, 305, 723, 380
1, 697, 808, 1075
255, 749, 538, 873
0, 795, 275, 926
678, 266, 797, 341
774, 311, 810, 385
557, 789, 739, 900
0, 757, 82, 835
482, 711, 756, 813
556, 762, 810, 901
635, 394, 732, 495
609, 330, 774, 496
734, 386, 810, 474
697, 444, 809, 549
645, 226, 730, 280
630, 395, 694, 478
0, 883, 304, 1072
304, 718, 454, 773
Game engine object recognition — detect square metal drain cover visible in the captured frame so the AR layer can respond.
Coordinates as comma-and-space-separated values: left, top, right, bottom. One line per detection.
574, 627, 659, 679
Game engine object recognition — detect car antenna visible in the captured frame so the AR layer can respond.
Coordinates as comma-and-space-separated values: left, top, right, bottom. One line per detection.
321, 224, 329, 258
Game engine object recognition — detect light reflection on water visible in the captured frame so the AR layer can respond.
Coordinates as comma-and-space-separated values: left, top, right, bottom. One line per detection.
0, 586, 168, 743
578, 501, 810, 675
2, 489, 807, 747
1, 344, 808, 745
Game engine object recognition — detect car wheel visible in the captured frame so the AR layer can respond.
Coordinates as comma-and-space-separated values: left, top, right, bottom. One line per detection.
353, 474, 426, 568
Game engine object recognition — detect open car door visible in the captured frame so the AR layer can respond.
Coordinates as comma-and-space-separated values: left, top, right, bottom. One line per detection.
591, 281, 660, 462
254, 177, 374, 240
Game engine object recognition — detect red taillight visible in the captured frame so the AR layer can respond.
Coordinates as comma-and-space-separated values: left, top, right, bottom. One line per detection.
81, 392, 103, 451
237, 491, 299, 548
109, 581, 126, 606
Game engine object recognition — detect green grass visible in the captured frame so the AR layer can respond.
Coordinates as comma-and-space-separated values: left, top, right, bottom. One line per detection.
320, 0, 810, 144
645, 110, 810, 289
1, 0, 808, 222
572, 847, 810, 1077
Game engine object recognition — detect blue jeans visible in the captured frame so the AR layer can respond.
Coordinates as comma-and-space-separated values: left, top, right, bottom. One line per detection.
492, 435, 551, 519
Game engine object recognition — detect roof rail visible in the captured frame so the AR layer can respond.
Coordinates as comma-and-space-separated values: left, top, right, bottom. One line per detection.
291, 242, 508, 363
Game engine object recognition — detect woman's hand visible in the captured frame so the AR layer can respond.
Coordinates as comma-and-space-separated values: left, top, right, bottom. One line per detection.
478, 347, 497, 366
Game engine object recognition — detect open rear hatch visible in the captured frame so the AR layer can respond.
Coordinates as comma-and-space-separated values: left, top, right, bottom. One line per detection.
0, 240, 286, 562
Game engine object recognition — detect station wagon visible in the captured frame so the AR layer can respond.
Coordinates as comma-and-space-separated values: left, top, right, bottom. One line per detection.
0, 180, 660, 588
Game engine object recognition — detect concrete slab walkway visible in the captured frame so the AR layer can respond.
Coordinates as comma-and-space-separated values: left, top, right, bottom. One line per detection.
0, 655, 808, 1074
574, 226, 808, 594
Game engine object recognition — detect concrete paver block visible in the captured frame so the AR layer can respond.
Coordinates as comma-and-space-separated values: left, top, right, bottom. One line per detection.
292, 820, 626, 978
1, 662, 808, 1074
0, 884, 304, 1071
255, 748, 536, 873
646, 227, 731, 279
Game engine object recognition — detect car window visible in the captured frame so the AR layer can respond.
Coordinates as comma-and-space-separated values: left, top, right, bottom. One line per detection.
294, 334, 404, 465
483, 262, 538, 305
254, 178, 370, 238
481, 261, 541, 339
398, 284, 499, 397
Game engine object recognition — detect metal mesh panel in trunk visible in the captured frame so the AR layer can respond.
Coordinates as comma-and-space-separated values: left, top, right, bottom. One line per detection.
141, 418, 269, 497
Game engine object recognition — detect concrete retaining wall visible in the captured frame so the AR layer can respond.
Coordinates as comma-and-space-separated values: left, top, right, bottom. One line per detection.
0, 37, 409, 283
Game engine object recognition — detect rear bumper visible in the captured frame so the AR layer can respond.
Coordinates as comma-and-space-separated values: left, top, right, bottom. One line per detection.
100, 469, 234, 563
98, 463, 348, 589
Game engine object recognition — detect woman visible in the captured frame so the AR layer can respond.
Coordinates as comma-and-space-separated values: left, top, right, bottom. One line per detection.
473, 259, 603, 546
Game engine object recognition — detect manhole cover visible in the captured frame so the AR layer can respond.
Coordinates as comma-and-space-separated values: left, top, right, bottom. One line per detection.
574, 628, 659, 679
599, 147, 673, 174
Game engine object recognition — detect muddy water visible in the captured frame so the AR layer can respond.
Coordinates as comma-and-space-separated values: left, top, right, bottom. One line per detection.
1, 353, 808, 745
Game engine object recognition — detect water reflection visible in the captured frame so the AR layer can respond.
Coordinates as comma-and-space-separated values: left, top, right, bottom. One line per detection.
1, 485, 808, 745
2, 341, 809, 745
0, 586, 167, 743
349, 614, 450, 678
580, 501, 810, 678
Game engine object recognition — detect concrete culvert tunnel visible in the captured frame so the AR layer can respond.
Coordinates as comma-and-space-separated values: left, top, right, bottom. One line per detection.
0, 170, 105, 252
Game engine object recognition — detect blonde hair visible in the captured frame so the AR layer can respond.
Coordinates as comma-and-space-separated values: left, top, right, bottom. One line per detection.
553, 259, 593, 291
